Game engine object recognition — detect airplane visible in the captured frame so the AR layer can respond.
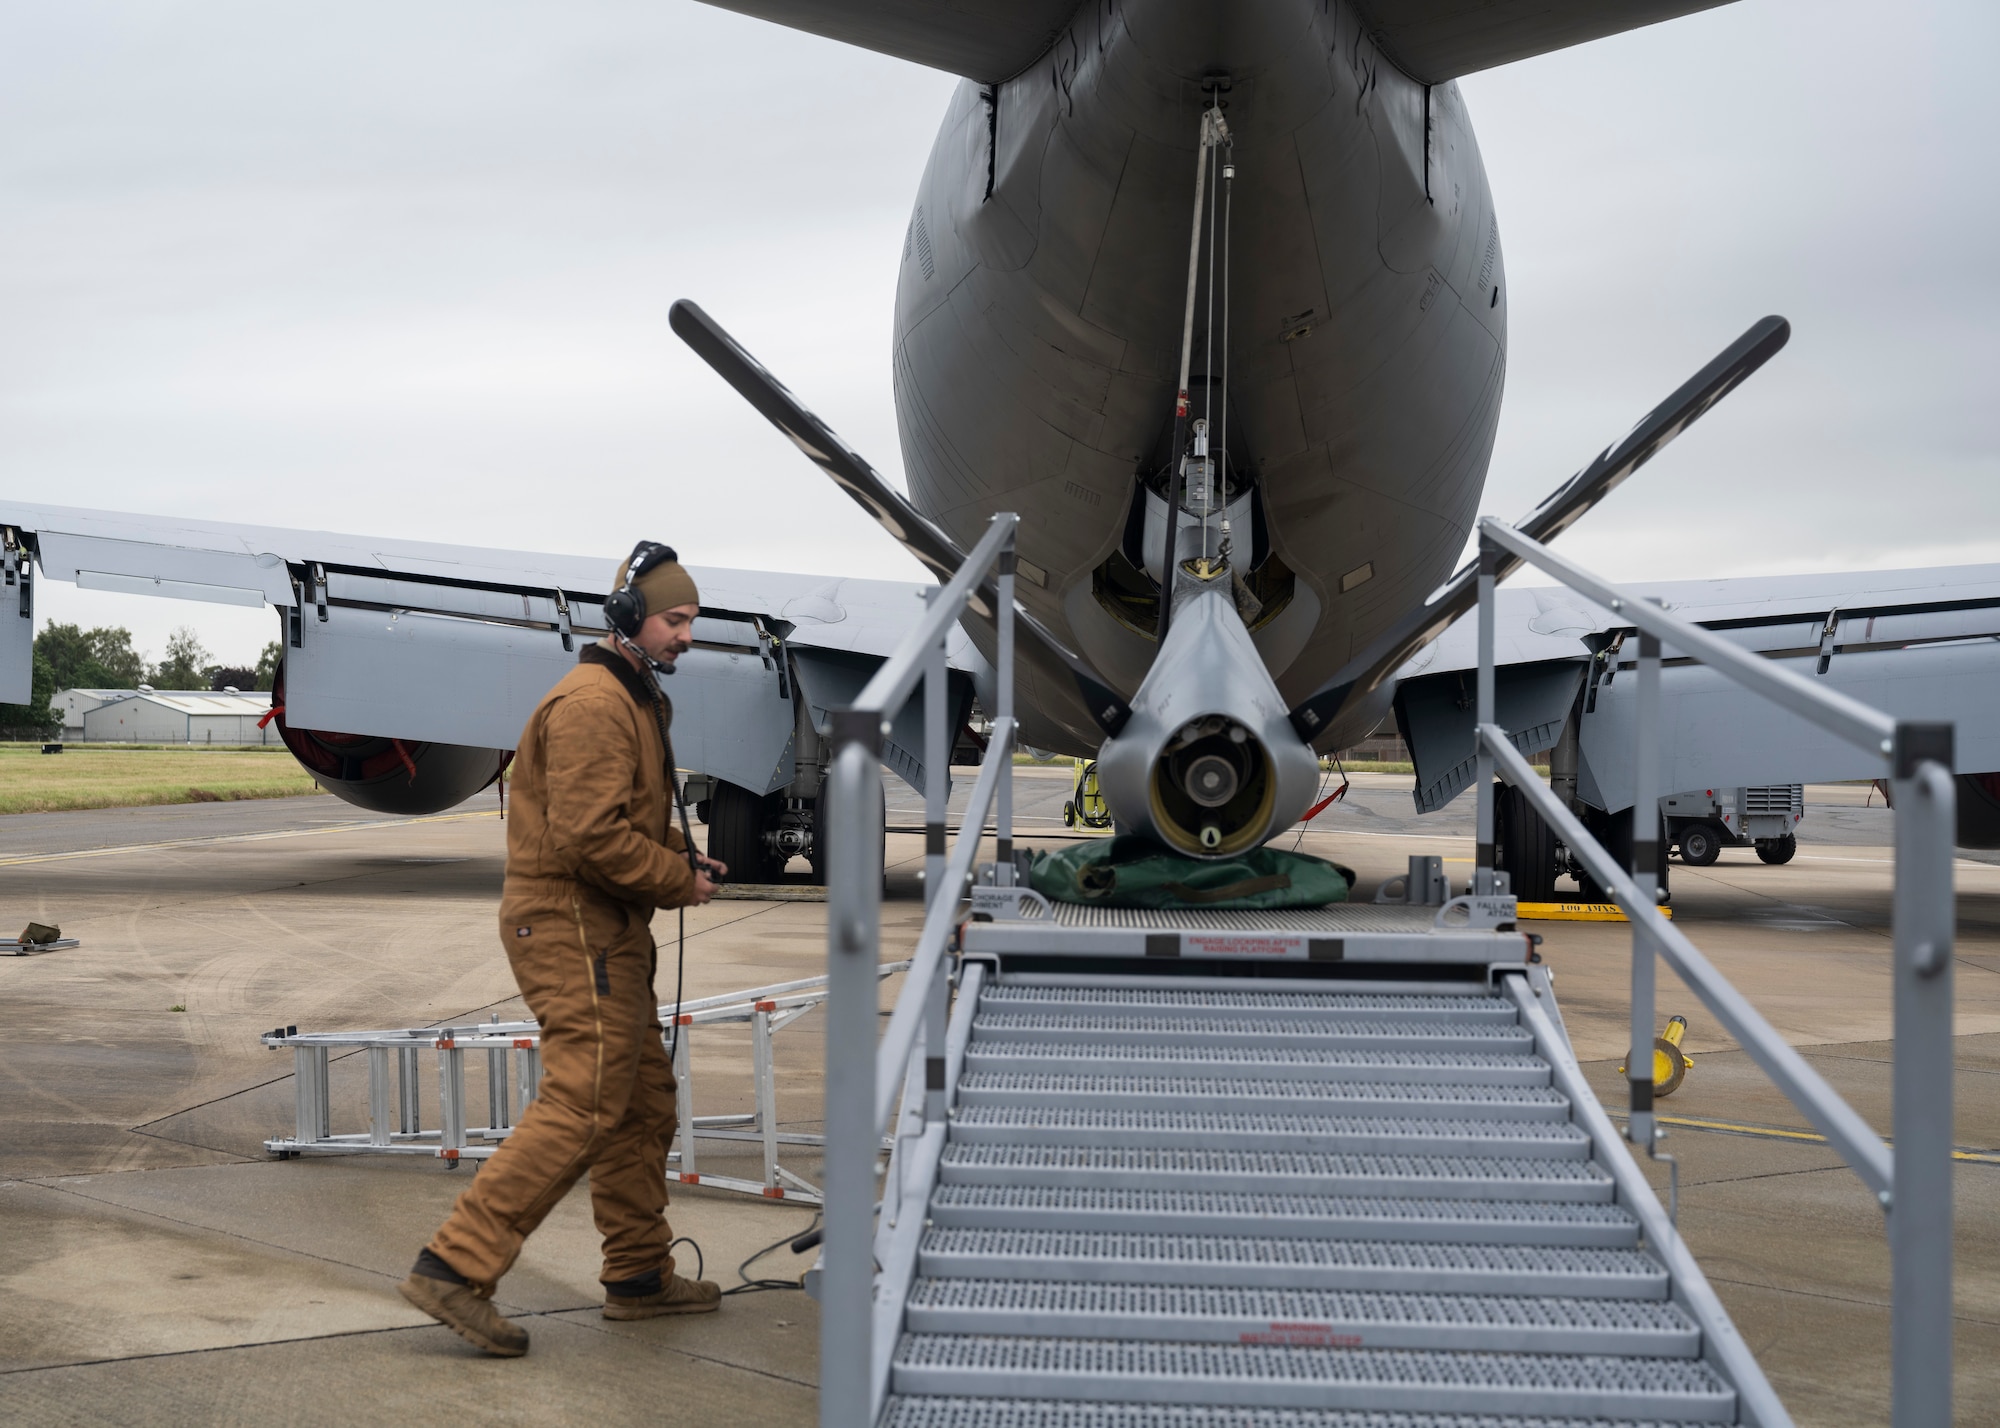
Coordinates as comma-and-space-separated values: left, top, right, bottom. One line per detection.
6, 0, 1998, 893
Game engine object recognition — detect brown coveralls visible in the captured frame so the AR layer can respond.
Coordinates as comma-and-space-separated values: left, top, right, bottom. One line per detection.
429, 644, 696, 1292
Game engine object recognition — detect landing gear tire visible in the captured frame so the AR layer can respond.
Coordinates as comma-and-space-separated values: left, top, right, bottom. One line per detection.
1495, 783, 1558, 902
1755, 833, 1797, 865
1679, 822, 1723, 867
1578, 806, 1671, 906
809, 773, 886, 889
707, 779, 783, 884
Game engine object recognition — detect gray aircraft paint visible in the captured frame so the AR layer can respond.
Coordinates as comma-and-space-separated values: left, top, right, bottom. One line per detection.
892, 0, 1504, 754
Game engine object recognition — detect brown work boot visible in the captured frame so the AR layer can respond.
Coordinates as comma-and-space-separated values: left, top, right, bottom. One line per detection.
603, 1272, 722, 1320
399, 1272, 530, 1356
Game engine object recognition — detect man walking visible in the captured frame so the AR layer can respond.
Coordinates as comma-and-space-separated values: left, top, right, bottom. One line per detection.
399, 541, 725, 1356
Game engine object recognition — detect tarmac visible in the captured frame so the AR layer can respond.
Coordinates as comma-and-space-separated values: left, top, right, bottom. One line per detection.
1, 767, 1996, 1425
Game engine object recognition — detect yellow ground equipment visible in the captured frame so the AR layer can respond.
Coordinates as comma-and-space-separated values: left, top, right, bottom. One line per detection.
1516, 902, 1674, 922
1063, 760, 1113, 830
1619, 1014, 1694, 1097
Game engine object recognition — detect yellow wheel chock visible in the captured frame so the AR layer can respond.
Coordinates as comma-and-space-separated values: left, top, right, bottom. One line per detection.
1618, 1014, 1694, 1097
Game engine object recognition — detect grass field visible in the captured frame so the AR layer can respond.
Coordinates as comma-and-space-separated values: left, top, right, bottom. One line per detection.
0, 744, 325, 815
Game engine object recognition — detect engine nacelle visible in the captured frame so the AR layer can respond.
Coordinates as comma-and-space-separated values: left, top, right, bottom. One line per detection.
269, 666, 510, 815
1096, 585, 1320, 858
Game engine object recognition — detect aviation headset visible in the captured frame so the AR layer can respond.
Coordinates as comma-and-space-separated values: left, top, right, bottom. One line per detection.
604, 539, 680, 641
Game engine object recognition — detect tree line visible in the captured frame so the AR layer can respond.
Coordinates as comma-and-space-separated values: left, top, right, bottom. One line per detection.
0, 624, 283, 735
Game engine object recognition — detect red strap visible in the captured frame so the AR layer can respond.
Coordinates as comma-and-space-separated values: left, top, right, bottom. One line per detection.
1300, 782, 1350, 823
256, 704, 284, 729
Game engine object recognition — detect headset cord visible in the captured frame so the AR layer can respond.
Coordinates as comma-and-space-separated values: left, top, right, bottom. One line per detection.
643, 677, 699, 1064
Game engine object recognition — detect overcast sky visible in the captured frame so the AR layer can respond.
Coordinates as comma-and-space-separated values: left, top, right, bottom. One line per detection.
4, 0, 1993, 668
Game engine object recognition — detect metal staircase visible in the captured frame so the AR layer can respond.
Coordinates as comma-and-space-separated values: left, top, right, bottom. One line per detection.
880, 970, 1742, 1425
814, 511, 1955, 1427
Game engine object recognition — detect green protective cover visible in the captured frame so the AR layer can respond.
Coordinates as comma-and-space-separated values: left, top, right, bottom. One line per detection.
1028, 836, 1352, 910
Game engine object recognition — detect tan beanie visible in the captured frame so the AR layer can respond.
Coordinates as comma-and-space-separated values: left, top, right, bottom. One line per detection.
614, 551, 700, 617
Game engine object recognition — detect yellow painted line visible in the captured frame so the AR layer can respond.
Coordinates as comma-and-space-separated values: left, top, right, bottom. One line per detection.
1612, 1112, 2000, 1164
0, 809, 501, 867
1517, 902, 1674, 922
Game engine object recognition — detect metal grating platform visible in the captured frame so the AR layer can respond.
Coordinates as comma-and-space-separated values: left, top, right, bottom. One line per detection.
890, 1338, 1737, 1420
903, 1280, 1700, 1356
946, 1107, 1592, 1158
969, 1013, 1536, 1051
883, 1399, 1700, 1428
978, 987, 1520, 1023
936, 1146, 1615, 1201
962, 1044, 1553, 1086
1032, 905, 1453, 932
915, 1231, 1670, 1299
956, 1075, 1573, 1119
927, 1186, 1641, 1247
875, 968, 1751, 1425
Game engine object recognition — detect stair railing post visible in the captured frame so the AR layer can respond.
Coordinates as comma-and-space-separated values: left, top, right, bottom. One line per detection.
922, 590, 952, 1125
1629, 625, 1661, 1153
995, 531, 1017, 886
1890, 722, 1955, 1428
822, 720, 884, 1428
1474, 533, 1498, 895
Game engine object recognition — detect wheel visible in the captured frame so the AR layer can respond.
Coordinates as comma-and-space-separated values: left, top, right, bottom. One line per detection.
809, 773, 886, 888
1495, 783, 1558, 901
1755, 833, 1797, 865
707, 779, 782, 883
1679, 822, 1722, 867
1578, 806, 1672, 905
1062, 800, 1077, 828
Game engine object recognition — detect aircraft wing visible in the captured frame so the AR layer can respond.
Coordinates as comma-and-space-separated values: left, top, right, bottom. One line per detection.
1391, 562, 2000, 813
694, 0, 1734, 85
1, 499, 966, 794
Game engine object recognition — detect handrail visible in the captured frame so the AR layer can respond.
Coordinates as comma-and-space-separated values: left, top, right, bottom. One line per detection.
1482, 728, 1892, 1193
872, 716, 1013, 1138
838, 514, 1016, 745
1473, 516, 1954, 1428
1478, 518, 1895, 755
820, 511, 1020, 1428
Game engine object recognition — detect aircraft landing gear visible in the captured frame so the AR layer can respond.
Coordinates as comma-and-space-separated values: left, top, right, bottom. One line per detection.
706, 779, 784, 883
1495, 783, 1558, 902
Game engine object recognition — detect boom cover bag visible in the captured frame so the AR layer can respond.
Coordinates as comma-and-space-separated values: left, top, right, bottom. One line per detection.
1029, 837, 1352, 910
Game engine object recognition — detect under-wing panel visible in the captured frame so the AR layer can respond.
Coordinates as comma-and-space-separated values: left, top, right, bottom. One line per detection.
1396, 659, 1585, 813
1358, 0, 1737, 83
693, 0, 1079, 83
1580, 643, 2000, 812
790, 647, 971, 794
663, 649, 798, 796
285, 605, 579, 752
1, 542, 29, 706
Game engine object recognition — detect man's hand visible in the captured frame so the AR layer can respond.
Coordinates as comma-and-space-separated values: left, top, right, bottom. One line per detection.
687, 853, 728, 906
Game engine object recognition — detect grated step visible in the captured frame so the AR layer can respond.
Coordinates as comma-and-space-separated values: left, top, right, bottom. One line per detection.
917, 1230, 1669, 1299
903, 1280, 1699, 1357
948, 1107, 1591, 1159
970, 1012, 1534, 1053
884, 1397, 1699, 1427
964, 1043, 1551, 1087
957, 1075, 1571, 1121
890, 1337, 1736, 1421
928, 1187, 1640, 1247
938, 1146, 1614, 1203
980, 985, 1520, 1025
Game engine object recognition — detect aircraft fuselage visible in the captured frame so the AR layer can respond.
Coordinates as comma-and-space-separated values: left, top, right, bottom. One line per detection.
892, 0, 1506, 753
